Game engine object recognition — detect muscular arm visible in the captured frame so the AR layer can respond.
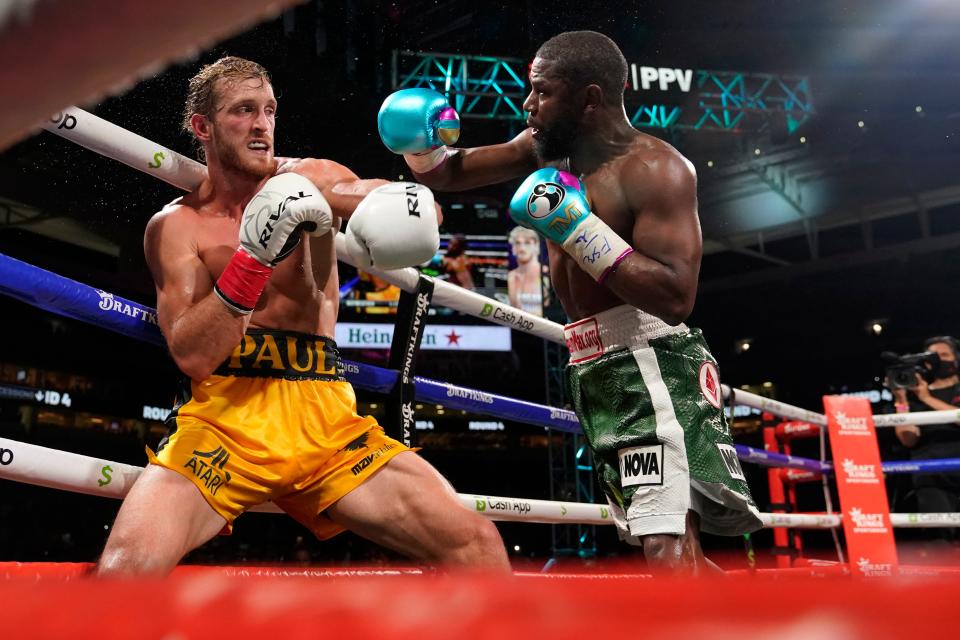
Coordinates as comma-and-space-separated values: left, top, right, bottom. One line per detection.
277, 157, 388, 222
411, 129, 539, 191
145, 209, 250, 381
603, 153, 702, 325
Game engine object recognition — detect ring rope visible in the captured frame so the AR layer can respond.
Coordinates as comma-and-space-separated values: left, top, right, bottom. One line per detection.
2, 436, 957, 530
7, 252, 960, 476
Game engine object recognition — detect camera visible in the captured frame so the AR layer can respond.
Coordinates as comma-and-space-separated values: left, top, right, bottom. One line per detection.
882, 351, 941, 389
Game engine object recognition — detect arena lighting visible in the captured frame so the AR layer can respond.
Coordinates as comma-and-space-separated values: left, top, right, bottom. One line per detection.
867, 319, 887, 336
799, 136, 807, 144
706, 160, 714, 167
735, 339, 753, 354
754, 148, 761, 155
858, 120, 865, 128
915, 105, 923, 113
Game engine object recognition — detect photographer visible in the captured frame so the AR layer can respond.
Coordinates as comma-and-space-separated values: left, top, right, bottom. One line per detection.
889, 336, 960, 540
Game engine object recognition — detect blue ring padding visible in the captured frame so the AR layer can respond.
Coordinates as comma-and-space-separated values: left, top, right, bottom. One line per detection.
0, 253, 166, 348
6, 253, 956, 471
880, 458, 960, 475
338, 275, 360, 299
0, 253, 581, 430
734, 445, 830, 473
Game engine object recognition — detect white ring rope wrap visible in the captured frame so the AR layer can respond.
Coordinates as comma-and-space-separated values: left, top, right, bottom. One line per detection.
1, 438, 957, 529
0, 0, 304, 151
42, 108, 208, 191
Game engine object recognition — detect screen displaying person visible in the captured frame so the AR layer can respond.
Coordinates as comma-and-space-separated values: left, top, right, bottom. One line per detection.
507, 226, 545, 316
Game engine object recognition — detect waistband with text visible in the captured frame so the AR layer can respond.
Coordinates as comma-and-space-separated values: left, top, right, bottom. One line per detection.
213, 329, 345, 381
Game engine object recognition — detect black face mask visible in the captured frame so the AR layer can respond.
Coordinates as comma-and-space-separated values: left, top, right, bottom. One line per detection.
936, 360, 958, 379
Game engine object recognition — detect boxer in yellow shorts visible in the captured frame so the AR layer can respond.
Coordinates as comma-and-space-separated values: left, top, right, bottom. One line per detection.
148, 330, 408, 539
95, 57, 507, 575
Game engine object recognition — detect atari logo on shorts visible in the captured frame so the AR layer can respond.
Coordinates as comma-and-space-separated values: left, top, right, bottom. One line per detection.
184, 446, 232, 496
618, 444, 664, 487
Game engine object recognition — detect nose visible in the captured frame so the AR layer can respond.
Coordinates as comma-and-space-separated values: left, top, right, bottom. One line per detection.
522, 89, 537, 115
252, 108, 272, 132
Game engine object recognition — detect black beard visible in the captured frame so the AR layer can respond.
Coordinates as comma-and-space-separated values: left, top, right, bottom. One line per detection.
532, 119, 580, 162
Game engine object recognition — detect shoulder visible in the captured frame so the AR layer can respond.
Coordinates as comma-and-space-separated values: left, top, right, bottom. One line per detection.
144, 198, 199, 246
618, 135, 697, 210
276, 157, 359, 190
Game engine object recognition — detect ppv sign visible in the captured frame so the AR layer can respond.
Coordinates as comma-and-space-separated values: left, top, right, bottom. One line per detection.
630, 65, 694, 92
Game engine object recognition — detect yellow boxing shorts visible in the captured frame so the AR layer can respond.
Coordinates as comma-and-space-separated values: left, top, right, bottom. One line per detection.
147, 329, 411, 539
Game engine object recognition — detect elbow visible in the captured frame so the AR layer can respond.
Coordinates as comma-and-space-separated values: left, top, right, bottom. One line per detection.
659, 294, 695, 326
171, 350, 219, 382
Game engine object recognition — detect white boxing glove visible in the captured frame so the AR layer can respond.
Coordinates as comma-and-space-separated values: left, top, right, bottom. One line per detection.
239, 172, 333, 266
215, 172, 332, 314
345, 182, 440, 270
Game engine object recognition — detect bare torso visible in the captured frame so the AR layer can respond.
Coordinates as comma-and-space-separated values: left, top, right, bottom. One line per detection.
547, 133, 688, 321
191, 205, 338, 335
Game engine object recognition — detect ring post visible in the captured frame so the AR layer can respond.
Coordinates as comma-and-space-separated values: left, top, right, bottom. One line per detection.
384, 275, 435, 447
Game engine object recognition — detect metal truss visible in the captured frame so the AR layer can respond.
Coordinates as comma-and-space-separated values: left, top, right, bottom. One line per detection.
391, 50, 527, 120
392, 51, 813, 133
630, 71, 814, 133
543, 339, 598, 560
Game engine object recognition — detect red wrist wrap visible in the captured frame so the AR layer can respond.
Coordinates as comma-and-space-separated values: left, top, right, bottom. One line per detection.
214, 249, 272, 314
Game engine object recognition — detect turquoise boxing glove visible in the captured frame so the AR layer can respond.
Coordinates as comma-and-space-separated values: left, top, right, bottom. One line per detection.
509, 168, 634, 283
378, 88, 460, 173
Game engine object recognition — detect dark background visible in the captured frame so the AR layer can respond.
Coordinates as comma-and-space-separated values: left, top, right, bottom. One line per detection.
2, 0, 959, 567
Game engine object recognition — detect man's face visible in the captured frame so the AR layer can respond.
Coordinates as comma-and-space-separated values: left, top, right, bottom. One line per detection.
524, 57, 582, 162
928, 341, 957, 363
206, 76, 277, 179
511, 234, 539, 263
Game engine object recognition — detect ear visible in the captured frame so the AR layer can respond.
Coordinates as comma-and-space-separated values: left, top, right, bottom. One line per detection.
583, 84, 604, 114
191, 113, 212, 142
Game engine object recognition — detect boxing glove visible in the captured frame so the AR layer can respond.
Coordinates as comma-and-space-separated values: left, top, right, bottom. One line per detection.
345, 182, 440, 270
378, 88, 460, 173
509, 168, 633, 283
215, 173, 332, 314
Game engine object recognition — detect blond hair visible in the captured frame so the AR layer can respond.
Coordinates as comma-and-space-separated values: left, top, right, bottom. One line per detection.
182, 56, 271, 159
508, 226, 540, 246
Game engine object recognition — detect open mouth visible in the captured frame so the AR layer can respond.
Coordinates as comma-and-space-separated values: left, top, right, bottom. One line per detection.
247, 141, 271, 155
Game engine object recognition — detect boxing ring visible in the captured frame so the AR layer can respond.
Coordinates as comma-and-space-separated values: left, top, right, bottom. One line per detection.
3, 105, 960, 584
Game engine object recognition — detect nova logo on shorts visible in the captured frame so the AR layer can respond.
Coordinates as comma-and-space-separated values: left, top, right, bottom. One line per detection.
618, 444, 663, 487
564, 317, 603, 364
184, 446, 232, 496
350, 443, 397, 476
716, 444, 746, 481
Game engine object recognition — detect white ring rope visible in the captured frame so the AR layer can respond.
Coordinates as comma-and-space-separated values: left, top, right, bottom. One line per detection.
724, 386, 960, 428
1, 437, 957, 529
0, 0, 304, 151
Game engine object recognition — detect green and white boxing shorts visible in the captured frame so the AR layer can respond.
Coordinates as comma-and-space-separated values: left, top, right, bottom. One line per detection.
564, 305, 762, 540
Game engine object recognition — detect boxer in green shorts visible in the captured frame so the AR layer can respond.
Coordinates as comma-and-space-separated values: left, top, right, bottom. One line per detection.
565, 306, 761, 544
379, 31, 761, 573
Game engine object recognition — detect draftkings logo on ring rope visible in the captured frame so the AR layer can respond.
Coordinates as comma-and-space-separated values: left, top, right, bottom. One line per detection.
96, 290, 158, 326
